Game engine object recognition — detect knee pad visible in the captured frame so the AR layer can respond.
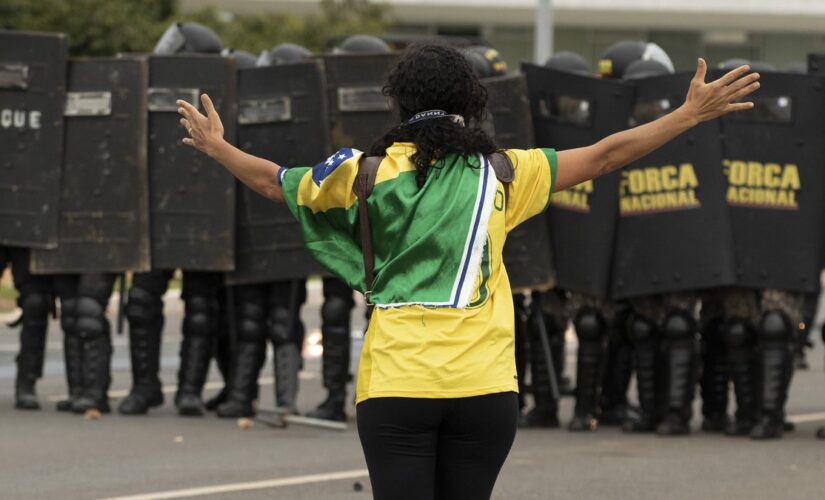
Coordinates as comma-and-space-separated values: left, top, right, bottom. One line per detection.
60, 298, 78, 335
19, 290, 49, 321
238, 300, 265, 321
126, 286, 162, 323
321, 296, 352, 328
267, 305, 293, 345
723, 318, 754, 349
663, 312, 694, 341
760, 310, 792, 341
183, 295, 215, 338
238, 318, 264, 343
628, 315, 656, 345
574, 309, 605, 342
76, 297, 107, 338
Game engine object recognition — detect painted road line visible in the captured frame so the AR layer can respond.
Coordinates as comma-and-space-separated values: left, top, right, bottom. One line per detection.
787, 411, 825, 424
99, 469, 369, 500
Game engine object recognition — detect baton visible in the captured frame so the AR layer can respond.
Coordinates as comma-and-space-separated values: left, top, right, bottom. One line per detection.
116, 273, 127, 334
531, 294, 560, 401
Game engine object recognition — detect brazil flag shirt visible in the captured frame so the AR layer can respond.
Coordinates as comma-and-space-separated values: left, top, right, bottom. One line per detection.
280, 143, 557, 403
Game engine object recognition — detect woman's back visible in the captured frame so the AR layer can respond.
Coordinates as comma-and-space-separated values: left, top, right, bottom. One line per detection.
279, 142, 557, 402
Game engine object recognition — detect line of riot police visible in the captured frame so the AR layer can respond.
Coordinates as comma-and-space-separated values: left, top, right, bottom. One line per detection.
516, 41, 825, 440
3, 24, 825, 440
0, 24, 405, 423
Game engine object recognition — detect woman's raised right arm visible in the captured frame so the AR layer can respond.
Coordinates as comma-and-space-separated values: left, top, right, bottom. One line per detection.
177, 94, 285, 203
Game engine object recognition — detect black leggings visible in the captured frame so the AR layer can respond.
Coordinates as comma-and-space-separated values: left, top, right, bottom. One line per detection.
357, 392, 518, 500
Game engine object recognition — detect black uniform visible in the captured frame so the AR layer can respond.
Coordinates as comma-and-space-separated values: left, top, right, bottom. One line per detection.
2, 248, 51, 410
53, 273, 117, 413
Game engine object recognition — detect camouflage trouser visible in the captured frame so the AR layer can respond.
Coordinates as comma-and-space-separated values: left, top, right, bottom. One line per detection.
702, 287, 805, 326
539, 288, 569, 326
566, 292, 618, 324
629, 292, 700, 324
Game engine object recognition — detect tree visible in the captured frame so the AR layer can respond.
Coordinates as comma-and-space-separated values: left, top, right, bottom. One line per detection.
0, 0, 390, 56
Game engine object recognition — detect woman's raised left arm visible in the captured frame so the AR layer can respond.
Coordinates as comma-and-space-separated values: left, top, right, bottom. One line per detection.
553, 59, 760, 192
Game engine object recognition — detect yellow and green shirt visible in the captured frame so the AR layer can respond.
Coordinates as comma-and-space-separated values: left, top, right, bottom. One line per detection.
280, 142, 556, 402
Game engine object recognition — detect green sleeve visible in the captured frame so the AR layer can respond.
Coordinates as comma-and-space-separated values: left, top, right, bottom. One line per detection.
540, 148, 558, 212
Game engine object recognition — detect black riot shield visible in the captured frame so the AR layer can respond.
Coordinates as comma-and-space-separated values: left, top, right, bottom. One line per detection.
31, 57, 151, 273
522, 63, 633, 298
0, 30, 67, 249
718, 70, 825, 293
147, 55, 236, 271
226, 61, 329, 285
322, 53, 400, 150
611, 73, 736, 299
484, 73, 556, 292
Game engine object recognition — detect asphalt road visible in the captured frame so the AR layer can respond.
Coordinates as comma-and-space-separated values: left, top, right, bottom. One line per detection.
1, 281, 825, 499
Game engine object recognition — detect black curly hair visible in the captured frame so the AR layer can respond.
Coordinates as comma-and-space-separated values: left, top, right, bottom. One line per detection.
368, 43, 499, 187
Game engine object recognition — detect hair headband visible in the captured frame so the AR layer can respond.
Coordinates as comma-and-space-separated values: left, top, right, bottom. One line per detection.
405, 109, 465, 127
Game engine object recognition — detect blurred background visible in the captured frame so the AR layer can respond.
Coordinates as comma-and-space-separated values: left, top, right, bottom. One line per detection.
6, 0, 825, 68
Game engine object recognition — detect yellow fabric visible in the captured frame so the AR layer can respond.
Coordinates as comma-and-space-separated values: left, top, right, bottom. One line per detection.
355, 145, 555, 403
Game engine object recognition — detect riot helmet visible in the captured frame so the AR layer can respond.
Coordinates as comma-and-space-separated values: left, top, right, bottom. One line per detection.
465, 45, 508, 76
717, 58, 751, 71
258, 43, 312, 66
544, 51, 590, 75
599, 41, 674, 79
719, 58, 775, 73
154, 22, 223, 55
625, 59, 675, 126
221, 49, 258, 70
334, 34, 391, 54
783, 62, 807, 74
624, 59, 673, 80
462, 48, 495, 78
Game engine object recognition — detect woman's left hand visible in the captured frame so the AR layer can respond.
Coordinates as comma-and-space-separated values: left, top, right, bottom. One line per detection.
177, 93, 226, 157
681, 58, 760, 125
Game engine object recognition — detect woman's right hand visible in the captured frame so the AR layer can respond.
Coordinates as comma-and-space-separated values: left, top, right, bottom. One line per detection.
177, 93, 226, 158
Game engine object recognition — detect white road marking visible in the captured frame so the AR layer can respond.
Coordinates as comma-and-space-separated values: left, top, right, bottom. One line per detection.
44, 374, 318, 403
787, 411, 825, 424
98, 469, 369, 500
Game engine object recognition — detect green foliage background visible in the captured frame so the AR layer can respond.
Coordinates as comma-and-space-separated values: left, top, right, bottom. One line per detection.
0, 0, 389, 56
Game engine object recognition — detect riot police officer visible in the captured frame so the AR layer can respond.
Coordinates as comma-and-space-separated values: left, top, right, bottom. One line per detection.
53, 273, 118, 413
2, 249, 51, 410
600, 42, 700, 436
119, 22, 226, 416
211, 44, 312, 418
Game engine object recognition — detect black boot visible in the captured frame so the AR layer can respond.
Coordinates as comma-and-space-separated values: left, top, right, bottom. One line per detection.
72, 332, 112, 413
206, 290, 233, 412
751, 311, 793, 440
306, 326, 349, 422
723, 319, 756, 436
599, 306, 639, 427
119, 286, 165, 415
176, 294, 216, 417
545, 311, 573, 397
568, 309, 605, 432
14, 290, 49, 410
217, 286, 267, 418
58, 330, 84, 412
268, 287, 303, 414
656, 312, 697, 436
520, 302, 559, 428
700, 317, 729, 432
624, 315, 659, 433
307, 289, 352, 422
176, 334, 212, 416
216, 341, 262, 418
